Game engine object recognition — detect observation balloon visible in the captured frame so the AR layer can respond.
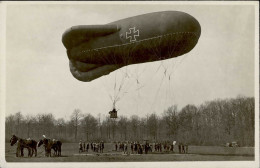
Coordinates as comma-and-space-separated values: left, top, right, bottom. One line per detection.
62, 11, 201, 82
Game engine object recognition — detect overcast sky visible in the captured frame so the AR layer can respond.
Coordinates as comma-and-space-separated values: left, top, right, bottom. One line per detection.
4, 3, 256, 121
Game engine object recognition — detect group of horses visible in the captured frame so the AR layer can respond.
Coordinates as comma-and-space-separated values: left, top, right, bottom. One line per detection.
10, 135, 62, 157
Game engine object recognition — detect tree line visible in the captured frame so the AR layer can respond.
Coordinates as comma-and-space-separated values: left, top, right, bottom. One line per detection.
5, 95, 254, 146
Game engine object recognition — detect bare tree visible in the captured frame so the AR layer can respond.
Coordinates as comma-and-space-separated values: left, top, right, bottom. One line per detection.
130, 115, 139, 140
14, 112, 23, 136
4, 96, 255, 146
25, 114, 33, 138
5, 114, 15, 140
163, 105, 178, 139
118, 116, 128, 140
70, 109, 82, 141
56, 118, 66, 138
147, 113, 158, 140
81, 113, 98, 141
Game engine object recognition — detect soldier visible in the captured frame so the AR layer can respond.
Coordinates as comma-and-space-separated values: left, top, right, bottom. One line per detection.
90, 142, 93, 151
93, 143, 96, 152
115, 142, 118, 151
131, 142, 133, 154
96, 143, 99, 152
185, 143, 188, 154
145, 143, 148, 154
172, 141, 176, 153
178, 142, 182, 154
182, 143, 185, 153
86, 143, 89, 152
134, 142, 138, 154
83, 141, 85, 152
101, 141, 104, 153
124, 142, 127, 154
79, 140, 83, 153
42, 135, 48, 154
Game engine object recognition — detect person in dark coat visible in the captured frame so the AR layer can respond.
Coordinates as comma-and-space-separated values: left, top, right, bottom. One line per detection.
86, 143, 89, 152
185, 143, 188, 154
131, 142, 134, 154
101, 141, 104, 153
182, 143, 185, 153
79, 140, 83, 153
178, 142, 182, 154
83, 142, 86, 152
115, 142, 118, 151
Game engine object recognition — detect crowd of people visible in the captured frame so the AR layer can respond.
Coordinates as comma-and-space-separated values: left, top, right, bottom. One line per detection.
79, 140, 105, 153
77, 140, 188, 155
114, 141, 189, 154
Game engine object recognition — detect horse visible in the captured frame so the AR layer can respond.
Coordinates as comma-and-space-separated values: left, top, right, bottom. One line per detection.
10, 135, 37, 157
38, 139, 62, 157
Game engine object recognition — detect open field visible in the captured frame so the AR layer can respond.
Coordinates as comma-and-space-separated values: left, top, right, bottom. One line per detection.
5, 143, 254, 162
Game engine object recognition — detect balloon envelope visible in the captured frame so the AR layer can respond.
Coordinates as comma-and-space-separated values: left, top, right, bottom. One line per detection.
62, 11, 201, 82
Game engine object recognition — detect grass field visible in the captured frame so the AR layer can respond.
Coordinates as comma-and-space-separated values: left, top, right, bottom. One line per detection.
5, 143, 254, 162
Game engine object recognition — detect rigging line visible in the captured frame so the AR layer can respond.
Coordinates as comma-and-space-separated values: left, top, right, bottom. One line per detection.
164, 73, 170, 107
149, 39, 160, 59
121, 46, 129, 66
148, 74, 166, 113
140, 63, 148, 75
117, 71, 127, 92
118, 77, 134, 94
119, 76, 141, 101
114, 74, 127, 101
123, 77, 139, 95
162, 60, 171, 78
113, 72, 118, 105
123, 63, 144, 88
155, 40, 163, 60
169, 57, 182, 78
117, 63, 135, 96
162, 60, 175, 110
123, 43, 136, 66
167, 61, 178, 78
152, 36, 162, 56
155, 63, 163, 73
119, 65, 129, 78
115, 73, 139, 105
165, 58, 176, 80
136, 81, 141, 114
166, 69, 174, 109
116, 69, 135, 90
116, 64, 137, 96
115, 79, 127, 104
167, 40, 175, 58
132, 64, 149, 91
135, 62, 148, 82
99, 49, 111, 65
99, 76, 114, 103
161, 61, 167, 74
132, 61, 163, 92
173, 54, 189, 75
133, 63, 149, 90
109, 50, 118, 65
169, 72, 176, 106
171, 38, 189, 73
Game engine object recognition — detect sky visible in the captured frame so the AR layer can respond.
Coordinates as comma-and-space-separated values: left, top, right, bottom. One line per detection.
4, 3, 256, 121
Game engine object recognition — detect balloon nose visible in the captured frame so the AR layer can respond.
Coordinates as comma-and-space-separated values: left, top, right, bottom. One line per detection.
176, 12, 201, 38
187, 15, 201, 38
158, 11, 201, 39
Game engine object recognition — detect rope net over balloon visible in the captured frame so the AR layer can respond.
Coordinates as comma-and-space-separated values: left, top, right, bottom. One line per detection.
85, 32, 198, 117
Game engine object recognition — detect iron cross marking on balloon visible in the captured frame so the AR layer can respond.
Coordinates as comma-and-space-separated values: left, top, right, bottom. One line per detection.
126, 27, 139, 42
